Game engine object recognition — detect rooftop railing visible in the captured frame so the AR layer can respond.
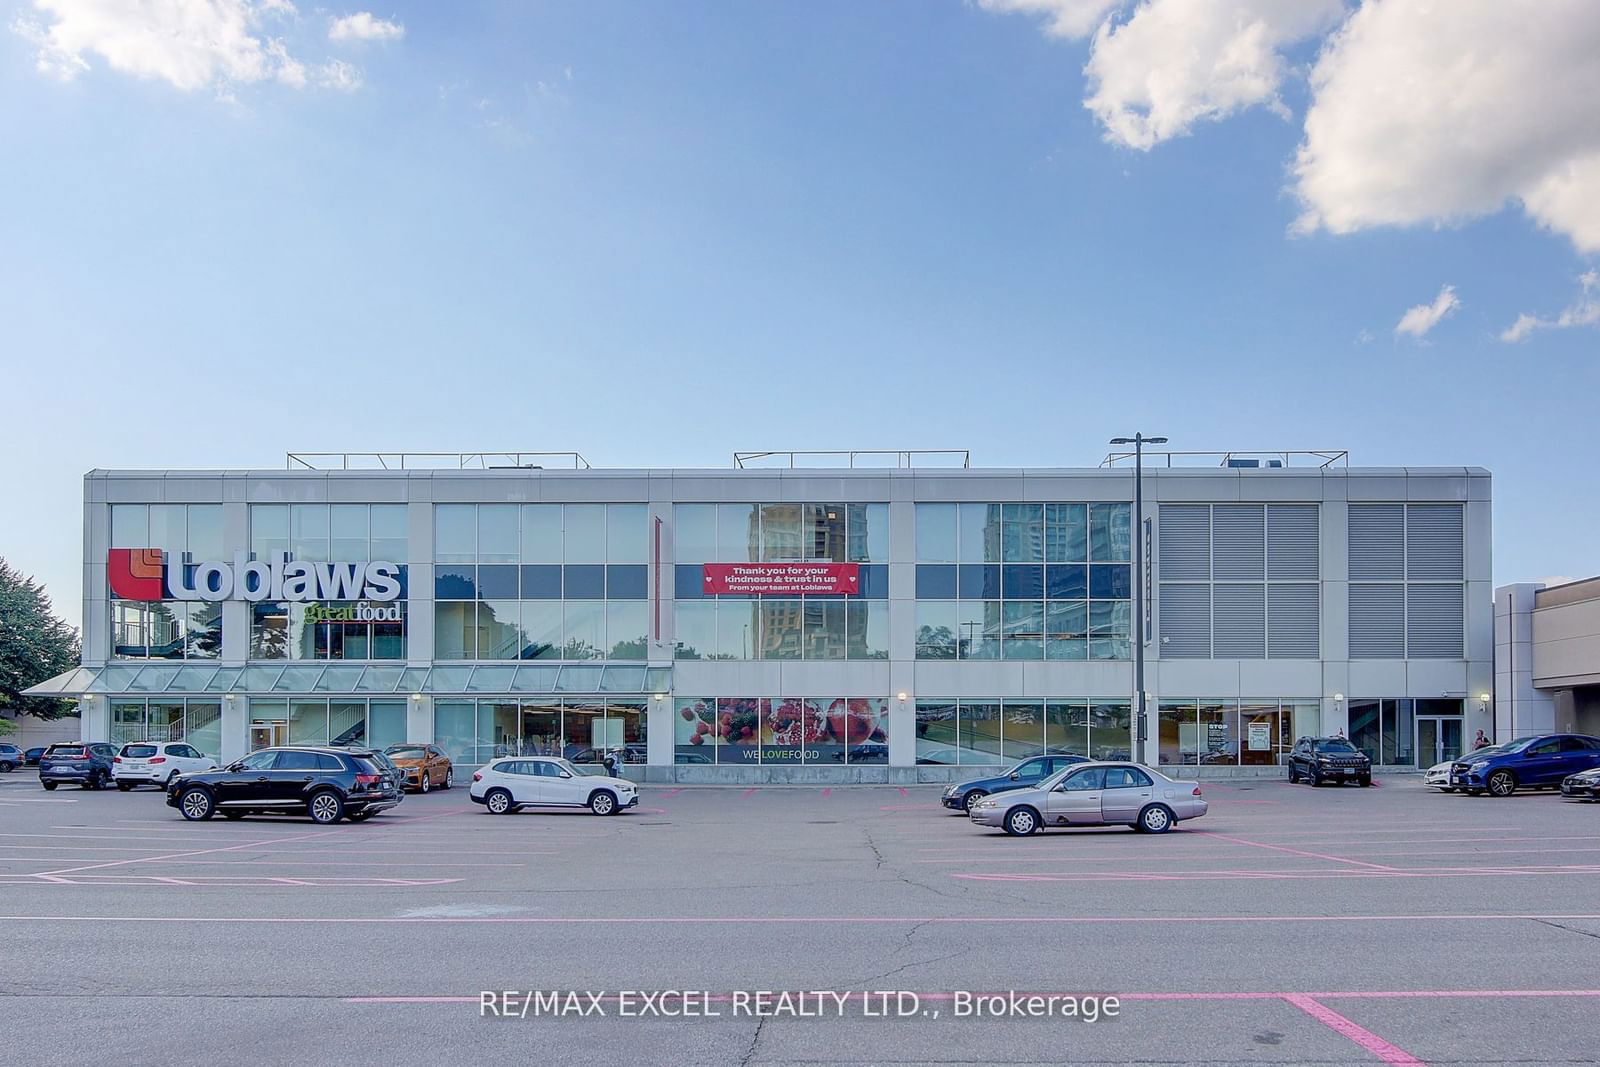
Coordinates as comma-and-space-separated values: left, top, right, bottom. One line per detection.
733, 450, 971, 469
1099, 450, 1348, 470
287, 452, 591, 471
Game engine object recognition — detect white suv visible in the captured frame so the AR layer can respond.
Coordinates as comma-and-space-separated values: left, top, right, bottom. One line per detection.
470, 757, 638, 816
114, 742, 217, 790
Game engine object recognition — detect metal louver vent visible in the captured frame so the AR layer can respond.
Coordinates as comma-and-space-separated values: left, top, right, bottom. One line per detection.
1407, 584, 1464, 658
1158, 506, 1210, 580
1158, 583, 1211, 658
1213, 505, 1265, 580
1268, 583, 1319, 658
1349, 504, 1404, 580
1267, 505, 1319, 580
1349, 583, 1405, 658
1213, 583, 1265, 658
1406, 504, 1464, 580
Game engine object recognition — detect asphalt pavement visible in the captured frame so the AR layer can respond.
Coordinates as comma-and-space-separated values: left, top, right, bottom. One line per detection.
1, 768, 1598, 1065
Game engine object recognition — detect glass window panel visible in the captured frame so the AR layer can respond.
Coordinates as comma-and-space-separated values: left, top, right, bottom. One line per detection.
285, 602, 315, 660
673, 601, 718, 660
511, 665, 561, 692
520, 602, 562, 661
1089, 703, 1132, 761
186, 701, 222, 759
1090, 502, 1132, 562
758, 599, 803, 660
1001, 600, 1044, 660
563, 601, 605, 660
272, 664, 324, 692
759, 504, 802, 562
148, 700, 183, 740
606, 602, 648, 660
717, 696, 762, 765
480, 701, 520, 761
111, 601, 147, 659
960, 701, 1003, 764
915, 503, 958, 562
251, 505, 288, 561
1002, 701, 1044, 761
915, 701, 959, 764
859, 562, 889, 599
1044, 702, 1087, 756
368, 700, 406, 749
434, 602, 475, 660
598, 666, 646, 692
1239, 703, 1278, 766
958, 564, 1001, 600
849, 503, 889, 563
606, 565, 647, 600
465, 665, 517, 692
112, 701, 145, 744
916, 564, 957, 599
958, 503, 1001, 563
1090, 564, 1131, 599
1002, 503, 1044, 562
1002, 564, 1043, 598
846, 600, 889, 660
914, 601, 957, 659
249, 602, 287, 659
563, 505, 606, 564
802, 599, 846, 660
1046, 503, 1087, 562
476, 564, 518, 599
673, 504, 717, 565
607, 505, 648, 563
188, 602, 222, 659
804, 504, 847, 562
1199, 701, 1233, 765
398, 666, 430, 692
288, 699, 329, 745
717, 504, 758, 563
187, 506, 224, 561
1046, 564, 1088, 599
111, 504, 147, 549
803, 699, 840, 765
674, 564, 704, 600
240, 666, 285, 691
329, 701, 365, 746
475, 504, 519, 564
434, 701, 476, 766
370, 505, 407, 562
372, 622, 404, 660
644, 667, 672, 693
149, 505, 186, 556
845, 698, 889, 763
1089, 600, 1131, 660
755, 697, 801, 765
434, 504, 476, 564
313, 665, 366, 692
352, 665, 404, 692
718, 601, 760, 660
520, 564, 562, 599
520, 504, 562, 563
564, 564, 605, 599
330, 505, 368, 562
675, 698, 718, 764
290, 505, 329, 561
561, 701, 606, 760
477, 602, 524, 660
148, 604, 186, 660
956, 600, 1000, 660
608, 701, 647, 762
1158, 701, 1196, 766
1046, 599, 1088, 660
434, 567, 476, 600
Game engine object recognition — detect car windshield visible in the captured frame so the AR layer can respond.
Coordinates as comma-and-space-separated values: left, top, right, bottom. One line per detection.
385, 746, 427, 758
1314, 740, 1358, 753
1501, 736, 1544, 753
553, 759, 581, 776
123, 745, 158, 757
48, 745, 85, 756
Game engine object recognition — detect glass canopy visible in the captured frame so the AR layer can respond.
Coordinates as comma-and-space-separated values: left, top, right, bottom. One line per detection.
23, 663, 673, 697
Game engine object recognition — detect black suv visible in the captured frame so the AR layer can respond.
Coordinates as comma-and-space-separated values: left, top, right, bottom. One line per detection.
167, 746, 402, 824
40, 742, 119, 790
1287, 736, 1373, 787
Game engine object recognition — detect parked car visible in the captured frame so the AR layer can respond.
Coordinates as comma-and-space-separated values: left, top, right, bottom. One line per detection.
114, 741, 217, 790
1425, 745, 1503, 792
0, 743, 23, 772
1560, 766, 1600, 800
24, 747, 46, 766
941, 754, 1092, 813
383, 744, 453, 792
968, 762, 1207, 836
1452, 734, 1600, 797
470, 756, 638, 816
1286, 737, 1372, 786
166, 746, 402, 824
39, 742, 119, 790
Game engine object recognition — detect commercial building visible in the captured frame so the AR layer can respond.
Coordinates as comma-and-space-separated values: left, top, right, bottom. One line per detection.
1495, 578, 1600, 739
27, 450, 1494, 781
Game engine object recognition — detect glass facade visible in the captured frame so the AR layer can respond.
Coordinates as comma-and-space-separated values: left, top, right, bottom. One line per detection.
433, 699, 647, 767
913, 503, 1131, 660
674, 697, 889, 765
109, 698, 224, 758
109, 504, 228, 660
914, 699, 1133, 765
244, 697, 408, 751
1156, 699, 1321, 766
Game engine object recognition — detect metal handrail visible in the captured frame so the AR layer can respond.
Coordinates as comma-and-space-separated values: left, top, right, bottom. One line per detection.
733, 450, 971, 469
1099, 450, 1348, 470
286, 452, 591, 471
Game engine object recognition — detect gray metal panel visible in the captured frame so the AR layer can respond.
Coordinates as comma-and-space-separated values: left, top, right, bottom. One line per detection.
1158, 584, 1211, 658
1406, 503, 1464, 580
1212, 583, 1265, 658
1407, 584, 1464, 658
1267, 504, 1319, 580
1348, 504, 1404, 580
1212, 504, 1264, 580
1349, 583, 1405, 658
1158, 505, 1210, 581
1267, 583, 1319, 659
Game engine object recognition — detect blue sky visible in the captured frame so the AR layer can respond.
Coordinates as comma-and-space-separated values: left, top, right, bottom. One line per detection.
2, 1, 1597, 629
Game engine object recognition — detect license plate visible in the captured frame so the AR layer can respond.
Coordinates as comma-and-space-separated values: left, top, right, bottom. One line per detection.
1343, 769, 1355, 775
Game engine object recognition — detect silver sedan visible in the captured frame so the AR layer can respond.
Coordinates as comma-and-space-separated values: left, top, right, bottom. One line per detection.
967, 762, 1207, 836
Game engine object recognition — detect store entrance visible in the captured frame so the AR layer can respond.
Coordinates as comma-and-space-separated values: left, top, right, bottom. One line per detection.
1416, 717, 1464, 768
249, 720, 288, 750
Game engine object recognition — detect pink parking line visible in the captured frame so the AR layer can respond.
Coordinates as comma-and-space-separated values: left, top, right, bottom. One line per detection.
1190, 830, 1399, 870
897, 787, 909, 797
4, 912, 1599, 926
1284, 994, 1423, 1065
741, 788, 758, 799
821, 788, 832, 797
658, 788, 683, 798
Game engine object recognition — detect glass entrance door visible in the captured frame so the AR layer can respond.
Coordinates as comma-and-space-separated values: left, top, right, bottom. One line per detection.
249, 721, 288, 750
1415, 717, 1464, 767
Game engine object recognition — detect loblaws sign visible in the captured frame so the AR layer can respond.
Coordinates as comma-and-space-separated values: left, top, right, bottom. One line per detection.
108, 549, 402, 604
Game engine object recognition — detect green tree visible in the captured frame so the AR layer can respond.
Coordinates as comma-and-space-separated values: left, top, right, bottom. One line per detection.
0, 559, 80, 721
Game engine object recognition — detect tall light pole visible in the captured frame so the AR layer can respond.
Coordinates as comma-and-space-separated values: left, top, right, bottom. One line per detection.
1110, 433, 1167, 763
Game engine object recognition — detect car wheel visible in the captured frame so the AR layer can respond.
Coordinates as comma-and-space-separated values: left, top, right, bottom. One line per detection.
443, 768, 453, 790
178, 788, 215, 821
0, 761, 13, 773
420, 774, 430, 794
308, 791, 346, 825
1287, 763, 1300, 783
117, 781, 132, 792
42, 781, 57, 791
962, 790, 988, 813
485, 788, 513, 815
1002, 806, 1038, 836
589, 790, 618, 816
222, 810, 246, 820
1308, 768, 1323, 787
1137, 804, 1175, 834
1487, 770, 1518, 798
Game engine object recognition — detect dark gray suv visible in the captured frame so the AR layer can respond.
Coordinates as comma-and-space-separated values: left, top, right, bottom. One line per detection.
40, 742, 119, 790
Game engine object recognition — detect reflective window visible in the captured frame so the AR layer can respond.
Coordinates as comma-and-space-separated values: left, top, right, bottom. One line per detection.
290, 505, 329, 561
434, 505, 476, 563
520, 505, 562, 563
563, 506, 606, 564
478, 505, 520, 564
915, 601, 958, 659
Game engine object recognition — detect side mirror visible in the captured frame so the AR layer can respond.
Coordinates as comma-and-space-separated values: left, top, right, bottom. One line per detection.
559, 771, 573, 779
226, 762, 244, 773
1009, 772, 1021, 781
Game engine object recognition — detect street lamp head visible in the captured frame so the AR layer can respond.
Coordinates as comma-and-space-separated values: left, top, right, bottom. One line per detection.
1147, 437, 1169, 445
1109, 437, 1133, 445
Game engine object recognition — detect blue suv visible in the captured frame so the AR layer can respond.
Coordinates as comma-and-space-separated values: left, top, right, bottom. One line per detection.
1449, 734, 1600, 797
941, 753, 1090, 813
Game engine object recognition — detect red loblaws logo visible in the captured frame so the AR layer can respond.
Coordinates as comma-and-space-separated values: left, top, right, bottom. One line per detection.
108, 548, 166, 601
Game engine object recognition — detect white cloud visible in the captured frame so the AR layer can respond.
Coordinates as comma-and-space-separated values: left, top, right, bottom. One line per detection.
13, 0, 380, 94
1394, 285, 1459, 340
1499, 271, 1600, 343
975, 0, 1125, 40
1083, 0, 1343, 150
1293, 0, 1600, 252
328, 11, 402, 42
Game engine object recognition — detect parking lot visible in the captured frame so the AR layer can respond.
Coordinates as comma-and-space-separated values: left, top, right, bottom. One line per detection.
2, 770, 1599, 1065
